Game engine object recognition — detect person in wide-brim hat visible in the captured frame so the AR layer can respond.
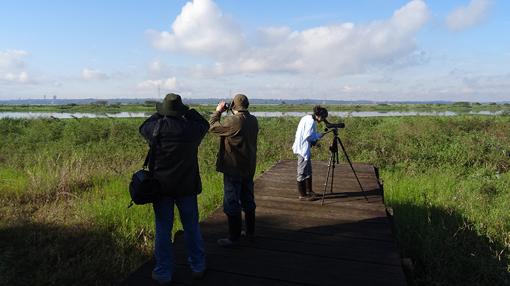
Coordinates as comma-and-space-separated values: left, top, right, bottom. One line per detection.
156, 93, 189, 117
139, 92, 209, 284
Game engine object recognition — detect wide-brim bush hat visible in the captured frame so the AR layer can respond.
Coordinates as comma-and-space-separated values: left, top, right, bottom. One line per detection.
231, 94, 249, 111
156, 93, 189, 117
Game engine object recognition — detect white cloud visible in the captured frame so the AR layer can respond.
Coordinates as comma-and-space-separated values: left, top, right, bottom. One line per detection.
0, 50, 33, 84
147, 60, 177, 77
149, 60, 165, 73
0, 50, 28, 69
235, 0, 429, 75
147, 0, 244, 59
0, 71, 30, 83
81, 68, 109, 80
460, 73, 510, 95
149, 0, 429, 76
446, 0, 492, 31
342, 85, 356, 92
137, 77, 178, 90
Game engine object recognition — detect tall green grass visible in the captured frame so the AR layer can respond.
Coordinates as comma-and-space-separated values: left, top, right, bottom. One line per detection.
0, 115, 509, 285
2, 102, 509, 113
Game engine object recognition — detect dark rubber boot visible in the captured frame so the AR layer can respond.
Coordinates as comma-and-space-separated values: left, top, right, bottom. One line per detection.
297, 180, 306, 197
244, 210, 255, 240
298, 180, 314, 201
306, 176, 316, 196
217, 214, 242, 247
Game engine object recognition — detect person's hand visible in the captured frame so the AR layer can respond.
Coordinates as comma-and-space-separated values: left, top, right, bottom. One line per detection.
216, 101, 227, 113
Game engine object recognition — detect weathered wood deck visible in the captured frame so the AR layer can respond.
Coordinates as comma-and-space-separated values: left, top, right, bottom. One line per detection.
122, 160, 407, 285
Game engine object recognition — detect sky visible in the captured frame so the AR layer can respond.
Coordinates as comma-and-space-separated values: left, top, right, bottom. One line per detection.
0, 0, 509, 101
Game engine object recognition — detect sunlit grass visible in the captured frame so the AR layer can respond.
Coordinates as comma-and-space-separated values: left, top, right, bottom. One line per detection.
0, 115, 509, 285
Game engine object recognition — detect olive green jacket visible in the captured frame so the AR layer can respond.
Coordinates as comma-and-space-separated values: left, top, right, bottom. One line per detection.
209, 110, 259, 178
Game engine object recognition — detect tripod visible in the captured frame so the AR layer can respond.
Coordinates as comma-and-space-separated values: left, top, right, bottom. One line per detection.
321, 128, 368, 205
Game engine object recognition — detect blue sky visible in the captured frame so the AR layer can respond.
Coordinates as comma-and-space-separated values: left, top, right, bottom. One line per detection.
1, 0, 509, 101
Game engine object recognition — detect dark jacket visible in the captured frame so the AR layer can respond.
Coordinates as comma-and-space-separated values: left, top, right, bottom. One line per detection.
139, 109, 209, 197
209, 110, 259, 178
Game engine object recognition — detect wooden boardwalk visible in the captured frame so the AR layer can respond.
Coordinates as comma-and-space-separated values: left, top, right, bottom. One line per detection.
122, 160, 407, 286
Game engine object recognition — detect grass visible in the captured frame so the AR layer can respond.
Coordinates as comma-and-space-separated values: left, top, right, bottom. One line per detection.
1, 102, 510, 113
0, 115, 509, 285
383, 169, 509, 285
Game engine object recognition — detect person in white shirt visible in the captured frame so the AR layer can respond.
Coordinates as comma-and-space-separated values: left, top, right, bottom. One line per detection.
292, 106, 328, 200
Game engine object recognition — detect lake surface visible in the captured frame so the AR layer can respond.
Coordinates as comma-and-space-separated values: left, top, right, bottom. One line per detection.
0, 110, 504, 119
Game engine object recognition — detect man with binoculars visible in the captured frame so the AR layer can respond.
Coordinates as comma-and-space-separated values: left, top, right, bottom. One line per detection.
292, 105, 328, 201
209, 94, 259, 247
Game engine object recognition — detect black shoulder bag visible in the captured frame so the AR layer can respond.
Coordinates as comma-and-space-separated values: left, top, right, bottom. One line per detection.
128, 119, 162, 207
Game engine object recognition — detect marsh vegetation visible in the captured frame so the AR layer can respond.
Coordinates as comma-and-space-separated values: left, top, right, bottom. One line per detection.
0, 114, 509, 285
1, 102, 509, 114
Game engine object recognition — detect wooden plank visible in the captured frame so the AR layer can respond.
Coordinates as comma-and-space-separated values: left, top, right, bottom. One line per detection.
122, 260, 305, 286
255, 184, 381, 196
195, 225, 402, 266
255, 172, 380, 185
255, 205, 388, 223
255, 179, 381, 191
266, 160, 378, 174
255, 188, 382, 204
257, 200, 387, 223
257, 167, 379, 178
263, 171, 380, 181
172, 240, 407, 286
260, 166, 377, 173
172, 266, 309, 286
253, 213, 393, 240
120, 261, 183, 286
255, 195, 387, 214
273, 167, 377, 180
122, 160, 407, 286
204, 211, 394, 242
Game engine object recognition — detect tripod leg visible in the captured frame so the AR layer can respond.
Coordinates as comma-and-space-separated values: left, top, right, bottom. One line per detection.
321, 153, 334, 206
336, 137, 368, 201
329, 155, 335, 194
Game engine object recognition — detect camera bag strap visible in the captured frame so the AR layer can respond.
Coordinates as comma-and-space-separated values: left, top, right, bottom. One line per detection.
142, 118, 163, 172
128, 118, 163, 208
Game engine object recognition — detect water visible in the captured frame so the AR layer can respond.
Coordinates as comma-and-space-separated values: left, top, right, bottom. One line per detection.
0, 111, 151, 119
251, 111, 463, 117
0, 110, 504, 119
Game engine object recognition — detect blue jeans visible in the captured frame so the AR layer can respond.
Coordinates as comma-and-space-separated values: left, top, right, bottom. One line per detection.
152, 195, 206, 281
223, 174, 256, 216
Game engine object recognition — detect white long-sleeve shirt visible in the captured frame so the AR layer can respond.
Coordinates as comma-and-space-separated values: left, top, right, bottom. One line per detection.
292, 115, 321, 161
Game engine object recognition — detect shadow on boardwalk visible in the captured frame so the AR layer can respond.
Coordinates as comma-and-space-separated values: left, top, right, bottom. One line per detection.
123, 204, 509, 286
123, 215, 401, 286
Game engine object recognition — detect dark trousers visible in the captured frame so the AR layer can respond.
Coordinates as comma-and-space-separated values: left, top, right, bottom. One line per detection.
223, 174, 256, 216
